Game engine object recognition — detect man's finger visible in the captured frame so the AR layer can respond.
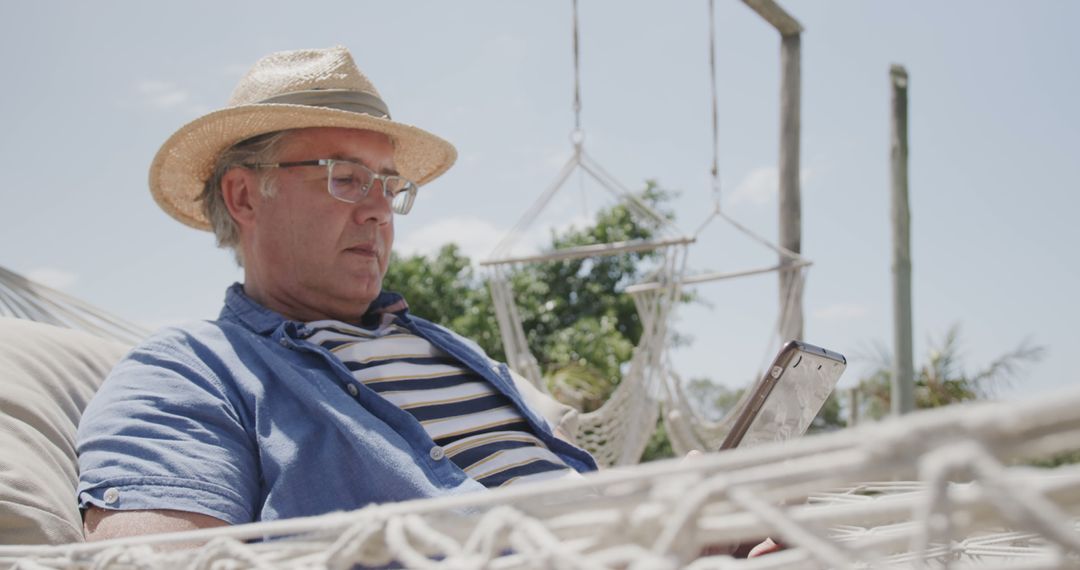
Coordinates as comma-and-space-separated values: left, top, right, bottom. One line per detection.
747, 537, 781, 558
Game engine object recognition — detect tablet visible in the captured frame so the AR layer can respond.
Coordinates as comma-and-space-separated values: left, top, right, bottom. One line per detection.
719, 340, 846, 450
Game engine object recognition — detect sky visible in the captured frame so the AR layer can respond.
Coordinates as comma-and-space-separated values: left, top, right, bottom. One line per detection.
1, 1, 1077, 406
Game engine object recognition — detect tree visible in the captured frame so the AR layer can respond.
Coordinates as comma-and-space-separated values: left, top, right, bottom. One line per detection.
852, 327, 1074, 466
385, 183, 676, 385
685, 377, 744, 422
853, 324, 1045, 421
809, 393, 847, 433
512, 181, 675, 384
385, 183, 687, 461
521, 183, 691, 462
382, 243, 503, 358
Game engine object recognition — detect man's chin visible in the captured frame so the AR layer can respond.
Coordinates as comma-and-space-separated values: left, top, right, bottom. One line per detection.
333, 283, 381, 313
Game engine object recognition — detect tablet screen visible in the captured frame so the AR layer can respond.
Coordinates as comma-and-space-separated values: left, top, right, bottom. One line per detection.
720, 341, 846, 450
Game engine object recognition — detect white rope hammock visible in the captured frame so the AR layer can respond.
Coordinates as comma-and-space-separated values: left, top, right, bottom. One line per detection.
650, 262, 811, 456
8, 386, 1079, 569
483, 233, 691, 468
0, 265, 148, 345
473, 1, 692, 468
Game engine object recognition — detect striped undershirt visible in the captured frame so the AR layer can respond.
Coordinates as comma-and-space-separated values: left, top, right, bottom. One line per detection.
304, 315, 578, 488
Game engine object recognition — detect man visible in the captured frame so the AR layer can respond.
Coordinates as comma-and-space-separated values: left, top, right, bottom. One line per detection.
77, 46, 597, 540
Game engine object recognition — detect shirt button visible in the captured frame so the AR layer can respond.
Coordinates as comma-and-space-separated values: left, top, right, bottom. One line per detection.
429, 446, 445, 461
347, 384, 359, 397
103, 488, 119, 504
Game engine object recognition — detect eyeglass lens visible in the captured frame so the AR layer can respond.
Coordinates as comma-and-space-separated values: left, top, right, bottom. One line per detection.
328, 161, 416, 214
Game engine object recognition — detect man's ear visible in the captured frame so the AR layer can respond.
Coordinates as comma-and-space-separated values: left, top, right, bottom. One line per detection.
221, 167, 259, 228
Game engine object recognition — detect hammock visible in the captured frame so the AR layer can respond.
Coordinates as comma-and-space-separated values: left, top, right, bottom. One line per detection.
7, 386, 1078, 569
480, 4, 693, 464
653, 0, 814, 455
0, 265, 148, 345
480, 137, 695, 467
630, 211, 812, 456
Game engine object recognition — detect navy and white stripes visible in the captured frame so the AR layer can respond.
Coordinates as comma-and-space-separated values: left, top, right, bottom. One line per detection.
305, 317, 577, 488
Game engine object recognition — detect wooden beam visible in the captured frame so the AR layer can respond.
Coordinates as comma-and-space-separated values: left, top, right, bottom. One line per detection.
480, 236, 695, 267
625, 259, 812, 295
741, 0, 804, 36
777, 32, 803, 342
741, 0, 805, 343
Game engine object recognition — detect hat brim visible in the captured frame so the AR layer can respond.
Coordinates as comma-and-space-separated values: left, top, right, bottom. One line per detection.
149, 104, 457, 230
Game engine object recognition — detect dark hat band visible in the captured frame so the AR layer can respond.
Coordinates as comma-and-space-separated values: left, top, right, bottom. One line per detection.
257, 89, 391, 119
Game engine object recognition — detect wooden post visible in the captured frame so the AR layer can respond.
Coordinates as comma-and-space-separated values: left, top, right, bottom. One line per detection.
890, 65, 915, 416
778, 32, 803, 341
742, 0, 805, 342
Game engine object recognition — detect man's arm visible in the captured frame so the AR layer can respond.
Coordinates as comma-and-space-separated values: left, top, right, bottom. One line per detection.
78, 328, 261, 540
83, 506, 229, 547
504, 365, 581, 441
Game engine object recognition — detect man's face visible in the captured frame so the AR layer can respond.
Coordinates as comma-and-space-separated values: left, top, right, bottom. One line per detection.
244, 127, 397, 322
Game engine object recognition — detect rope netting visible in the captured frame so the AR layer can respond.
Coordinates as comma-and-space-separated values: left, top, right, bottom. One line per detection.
572, 247, 686, 467
7, 386, 1079, 569
484, 238, 690, 468
0, 265, 148, 345
648, 263, 811, 457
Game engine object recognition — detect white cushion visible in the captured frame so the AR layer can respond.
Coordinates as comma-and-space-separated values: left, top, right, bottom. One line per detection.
0, 318, 129, 545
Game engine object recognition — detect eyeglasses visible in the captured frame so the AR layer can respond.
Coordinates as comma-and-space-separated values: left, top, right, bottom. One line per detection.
245, 159, 418, 215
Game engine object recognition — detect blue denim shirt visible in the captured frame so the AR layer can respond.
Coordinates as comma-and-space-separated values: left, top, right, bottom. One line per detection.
77, 284, 597, 524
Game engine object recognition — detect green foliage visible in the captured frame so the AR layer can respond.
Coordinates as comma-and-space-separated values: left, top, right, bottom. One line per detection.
855, 326, 1072, 469
543, 364, 617, 413
382, 244, 503, 359
684, 377, 744, 422
513, 181, 675, 384
641, 418, 675, 462
1028, 450, 1080, 468
524, 182, 687, 461
808, 392, 847, 433
385, 183, 677, 387
854, 324, 1045, 421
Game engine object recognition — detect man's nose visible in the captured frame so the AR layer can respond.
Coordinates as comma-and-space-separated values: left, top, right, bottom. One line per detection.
352, 182, 393, 225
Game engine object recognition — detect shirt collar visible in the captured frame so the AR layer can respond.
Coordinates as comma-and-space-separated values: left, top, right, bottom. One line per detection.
220, 282, 409, 335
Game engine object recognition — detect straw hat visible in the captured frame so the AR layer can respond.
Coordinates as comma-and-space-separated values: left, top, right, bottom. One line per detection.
149, 46, 457, 230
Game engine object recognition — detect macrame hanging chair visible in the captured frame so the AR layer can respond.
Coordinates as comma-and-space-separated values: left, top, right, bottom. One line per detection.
479, 0, 708, 467
654, 0, 815, 456
482, 145, 694, 467
484, 0, 816, 464
646, 213, 812, 456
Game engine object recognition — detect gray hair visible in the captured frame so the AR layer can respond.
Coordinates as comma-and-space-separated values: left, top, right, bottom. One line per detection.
199, 130, 292, 266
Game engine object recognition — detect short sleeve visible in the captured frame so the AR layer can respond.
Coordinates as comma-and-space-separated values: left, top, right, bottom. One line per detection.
76, 331, 259, 524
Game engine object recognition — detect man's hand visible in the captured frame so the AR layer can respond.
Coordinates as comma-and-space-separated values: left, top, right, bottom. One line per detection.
684, 450, 784, 559
747, 537, 782, 557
